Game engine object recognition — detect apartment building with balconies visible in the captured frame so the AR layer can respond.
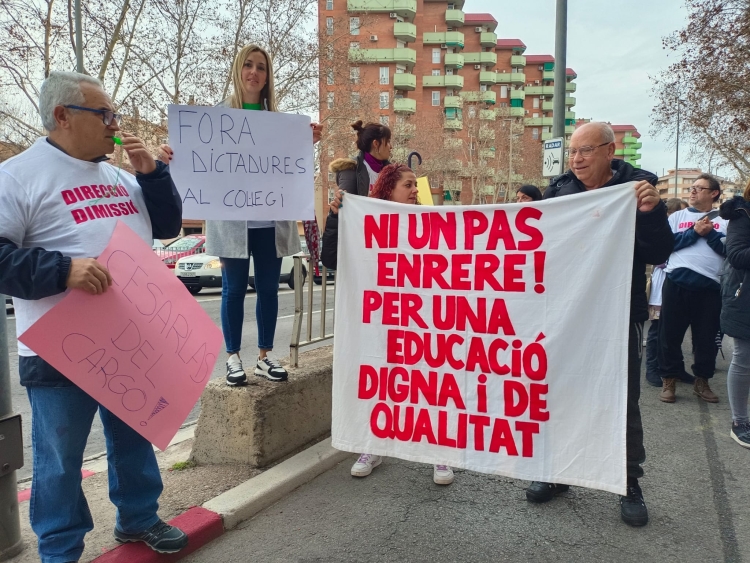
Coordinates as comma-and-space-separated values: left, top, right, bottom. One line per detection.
611, 125, 642, 170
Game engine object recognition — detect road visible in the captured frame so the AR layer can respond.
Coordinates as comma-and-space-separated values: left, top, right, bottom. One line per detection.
5, 283, 335, 481
184, 335, 750, 563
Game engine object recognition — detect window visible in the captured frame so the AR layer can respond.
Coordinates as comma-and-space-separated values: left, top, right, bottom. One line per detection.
326, 0, 333, 9
533, 113, 539, 118
432, 48, 441, 64
480, 84, 487, 92
500, 85, 508, 98
350, 17, 360, 35
446, 108, 457, 119
327, 146, 334, 157
328, 172, 335, 182
533, 97, 539, 109
350, 41, 360, 49
350, 66, 360, 84
380, 92, 390, 109
327, 69, 334, 85
380, 115, 389, 126
532, 128, 539, 140
446, 89, 454, 96
500, 102, 508, 107
446, 68, 453, 76
432, 69, 441, 76
327, 92, 334, 109
396, 40, 405, 48
468, 106, 476, 118
326, 44, 334, 60
396, 64, 406, 74
447, 2, 455, 8
380, 67, 390, 85
351, 92, 360, 106
432, 91, 440, 106
326, 17, 333, 35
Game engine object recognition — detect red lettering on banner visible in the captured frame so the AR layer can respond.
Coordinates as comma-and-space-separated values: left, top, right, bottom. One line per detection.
364, 214, 398, 249
515, 207, 544, 251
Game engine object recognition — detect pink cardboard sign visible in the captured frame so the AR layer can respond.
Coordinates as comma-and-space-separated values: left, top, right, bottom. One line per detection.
20, 221, 223, 450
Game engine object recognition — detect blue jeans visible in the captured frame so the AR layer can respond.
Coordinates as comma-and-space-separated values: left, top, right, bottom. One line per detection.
645, 320, 661, 385
221, 227, 283, 353
23, 358, 162, 563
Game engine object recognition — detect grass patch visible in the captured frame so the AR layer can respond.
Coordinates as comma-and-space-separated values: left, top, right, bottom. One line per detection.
170, 460, 197, 472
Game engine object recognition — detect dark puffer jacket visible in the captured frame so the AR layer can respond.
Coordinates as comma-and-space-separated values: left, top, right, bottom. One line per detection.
544, 159, 674, 322
719, 196, 750, 340
330, 152, 389, 197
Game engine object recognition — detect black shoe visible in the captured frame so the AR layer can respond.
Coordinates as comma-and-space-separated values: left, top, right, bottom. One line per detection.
526, 481, 570, 503
731, 422, 750, 449
226, 356, 247, 386
620, 481, 649, 527
114, 520, 188, 553
255, 356, 288, 382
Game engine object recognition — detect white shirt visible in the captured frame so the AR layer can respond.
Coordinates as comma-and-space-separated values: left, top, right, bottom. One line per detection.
363, 160, 380, 194
0, 138, 154, 356
649, 266, 666, 306
665, 207, 727, 283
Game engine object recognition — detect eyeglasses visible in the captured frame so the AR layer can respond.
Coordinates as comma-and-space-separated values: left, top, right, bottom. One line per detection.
568, 142, 610, 158
64, 105, 121, 126
689, 186, 713, 193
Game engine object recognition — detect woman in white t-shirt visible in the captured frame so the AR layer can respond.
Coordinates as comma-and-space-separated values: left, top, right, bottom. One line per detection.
159, 44, 322, 386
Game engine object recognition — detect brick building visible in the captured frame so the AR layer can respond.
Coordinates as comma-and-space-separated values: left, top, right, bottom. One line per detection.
318, 0, 578, 207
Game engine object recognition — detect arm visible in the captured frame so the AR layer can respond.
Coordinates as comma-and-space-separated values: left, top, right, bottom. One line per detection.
0, 238, 71, 300
336, 169, 358, 196
137, 161, 183, 240
321, 212, 339, 271
726, 217, 750, 270
672, 228, 700, 251
634, 201, 675, 265
704, 229, 726, 257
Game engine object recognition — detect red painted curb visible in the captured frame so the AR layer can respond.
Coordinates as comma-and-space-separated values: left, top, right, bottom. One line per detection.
91, 506, 224, 562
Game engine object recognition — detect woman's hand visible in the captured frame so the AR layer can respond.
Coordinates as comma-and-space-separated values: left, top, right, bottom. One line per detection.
311, 122, 323, 144
157, 144, 174, 165
330, 189, 344, 214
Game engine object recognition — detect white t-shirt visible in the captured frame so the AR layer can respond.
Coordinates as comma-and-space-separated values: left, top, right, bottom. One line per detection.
364, 160, 380, 194
0, 138, 154, 356
649, 266, 666, 306
665, 208, 727, 283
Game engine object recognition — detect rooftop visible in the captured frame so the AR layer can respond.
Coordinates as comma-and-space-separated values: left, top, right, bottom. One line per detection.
464, 13, 498, 29
566, 68, 577, 78
611, 125, 641, 138
526, 54, 555, 64
496, 38, 526, 51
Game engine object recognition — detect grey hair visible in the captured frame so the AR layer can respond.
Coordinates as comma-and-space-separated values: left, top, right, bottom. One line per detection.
39, 71, 104, 131
585, 121, 616, 144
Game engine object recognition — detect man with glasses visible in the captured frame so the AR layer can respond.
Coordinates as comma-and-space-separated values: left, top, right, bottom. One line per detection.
527, 122, 674, 528
0, 71, 186, 562
657, 174, 727, 404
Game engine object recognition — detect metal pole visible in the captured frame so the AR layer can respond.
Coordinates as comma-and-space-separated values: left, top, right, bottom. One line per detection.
0, 296, 23, 561
552, 0, 567, 139
506, 123, 513, 202
75, 0, 84, 72
674, 100, 680, 198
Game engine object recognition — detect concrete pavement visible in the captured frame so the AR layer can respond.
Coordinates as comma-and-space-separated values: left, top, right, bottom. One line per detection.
183, 331, 749, 563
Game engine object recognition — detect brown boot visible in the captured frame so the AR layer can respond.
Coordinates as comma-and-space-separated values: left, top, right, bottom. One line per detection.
659, 378, 676, 403
693, 378, 719, 403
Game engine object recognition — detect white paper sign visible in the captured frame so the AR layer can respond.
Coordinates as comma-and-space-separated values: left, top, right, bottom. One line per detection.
331, 184, 637, 495
167, 104, 314, 221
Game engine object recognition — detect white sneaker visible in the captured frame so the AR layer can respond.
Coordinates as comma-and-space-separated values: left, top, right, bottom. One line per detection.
351, 453, 382, 477
433, 464, 454, 485
225, 355, 246, 386
255, 356, 288, 382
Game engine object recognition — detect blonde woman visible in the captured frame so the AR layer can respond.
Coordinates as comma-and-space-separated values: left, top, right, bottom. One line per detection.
160, 45, 322, 385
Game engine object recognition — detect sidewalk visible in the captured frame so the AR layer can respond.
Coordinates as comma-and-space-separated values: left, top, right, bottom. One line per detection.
181, 334, 750, 563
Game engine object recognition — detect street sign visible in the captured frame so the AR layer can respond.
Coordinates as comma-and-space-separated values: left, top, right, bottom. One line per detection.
543, 137, 564, 177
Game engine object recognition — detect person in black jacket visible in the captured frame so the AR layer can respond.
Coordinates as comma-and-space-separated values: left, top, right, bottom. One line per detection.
329, 120, 391, 198
0, 71, 186, 561
528, 122, 674, 528
719, 187, 750, 448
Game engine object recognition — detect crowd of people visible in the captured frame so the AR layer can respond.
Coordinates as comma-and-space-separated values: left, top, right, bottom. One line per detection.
0, 44, 747, 561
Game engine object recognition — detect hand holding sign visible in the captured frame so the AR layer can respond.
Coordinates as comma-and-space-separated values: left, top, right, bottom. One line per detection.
67, 258, 113, 295
21, 222, 223, 450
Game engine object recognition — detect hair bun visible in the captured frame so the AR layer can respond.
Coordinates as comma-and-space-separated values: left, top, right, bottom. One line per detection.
351, 120, 364, 132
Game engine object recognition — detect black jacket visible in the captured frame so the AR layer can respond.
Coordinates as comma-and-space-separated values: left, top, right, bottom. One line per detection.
0, 160, 182, 301
330, 152, 390, 197
544, 159, 675, 322
321, 211, 339, 270
719, 196, 750, 340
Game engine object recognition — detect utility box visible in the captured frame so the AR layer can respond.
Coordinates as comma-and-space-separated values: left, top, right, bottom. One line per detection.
0, 414, 23, 476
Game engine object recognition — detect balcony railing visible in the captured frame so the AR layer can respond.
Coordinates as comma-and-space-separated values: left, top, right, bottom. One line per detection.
423, 31, 465, 48
349, 47, 417, 66
445, 53, 465, 68
445, 8, 465, 26
510, 55, 526, 66
393, 97, 417, 113
394, 73, 416, 91
393, 22, 417, 43
347, 0, 417, 19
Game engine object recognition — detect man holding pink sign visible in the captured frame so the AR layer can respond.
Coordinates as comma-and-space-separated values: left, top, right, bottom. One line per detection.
0, 71, 187, 562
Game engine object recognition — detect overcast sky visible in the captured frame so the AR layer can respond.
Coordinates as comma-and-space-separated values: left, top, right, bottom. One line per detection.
470, 0, 691, 176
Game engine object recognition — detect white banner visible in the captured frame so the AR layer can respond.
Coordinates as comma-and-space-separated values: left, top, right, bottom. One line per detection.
167, 104, 315, 221
331, 184, 637, 495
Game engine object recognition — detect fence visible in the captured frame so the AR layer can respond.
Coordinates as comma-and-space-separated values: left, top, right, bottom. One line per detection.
289, 256, 336, 367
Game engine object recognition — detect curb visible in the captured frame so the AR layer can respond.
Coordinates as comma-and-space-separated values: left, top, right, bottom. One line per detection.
91, 437, 351, 561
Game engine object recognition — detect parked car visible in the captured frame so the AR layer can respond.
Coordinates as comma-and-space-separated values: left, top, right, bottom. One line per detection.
155, 234, 206, 269
175, 252, 307, 294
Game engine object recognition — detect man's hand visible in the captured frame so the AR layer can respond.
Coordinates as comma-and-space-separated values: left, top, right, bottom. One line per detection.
311, 122, 323, 144
67, 258, 113, 295
634, 181, 660, 212
120, 132, 157, 174
330, 189, 344, 215
694, 216, 714, 236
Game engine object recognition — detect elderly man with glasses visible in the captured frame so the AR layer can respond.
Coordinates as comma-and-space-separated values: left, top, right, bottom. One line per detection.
657, 174, 727, 404
0, 71, 187, 562
526, 122, 674, 528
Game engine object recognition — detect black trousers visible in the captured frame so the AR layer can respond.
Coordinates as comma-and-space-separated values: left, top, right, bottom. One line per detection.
627, 322, 646, 480
657, 277, 721, 380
